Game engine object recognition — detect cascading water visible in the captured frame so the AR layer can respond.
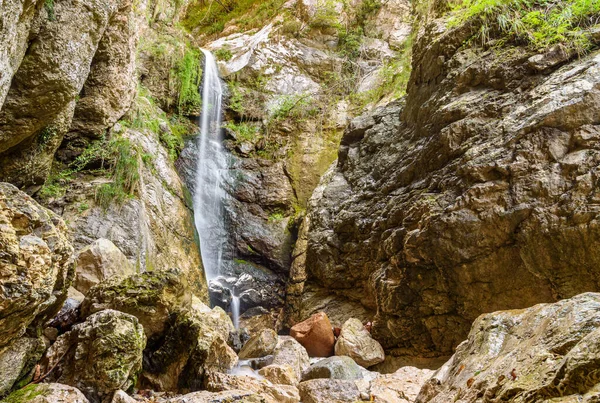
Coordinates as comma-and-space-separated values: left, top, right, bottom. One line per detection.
193, 49, 240, 328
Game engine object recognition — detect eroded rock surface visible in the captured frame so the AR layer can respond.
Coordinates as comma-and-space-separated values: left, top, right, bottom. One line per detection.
417, 293, 600, 403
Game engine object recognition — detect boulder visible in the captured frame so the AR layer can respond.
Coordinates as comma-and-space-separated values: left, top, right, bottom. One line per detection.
74, 238, 135, 294
205, 336, 239, 373
370, 366, 434, 403
41, 310, 146, 403
111, 390, 137, 403
258, 364, 298, 386
239, 328, 278, 359
335, 318, 385, 367
0, 182, 74, 351
298, 379, 361, 403
2, 383, 90, 403
302, 356, 363, 381
290, 312, 335, 357
166, 390, 265, 403
80, 269, 192, 338
204, 371, 300, 403
0, 337, 45, 397
416, 293, 600, 403
271, 337, 310, 382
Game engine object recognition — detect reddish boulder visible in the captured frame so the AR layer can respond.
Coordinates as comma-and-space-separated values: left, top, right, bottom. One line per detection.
290, 313, 335, 357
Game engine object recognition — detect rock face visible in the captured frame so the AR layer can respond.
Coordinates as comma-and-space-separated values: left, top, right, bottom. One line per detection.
335, 318, 385, 368
417, 293, 600, 403
298, 5, 600, 356
239, 328, 278, 359
0, 182, 74, 352
42, 310, 146, 403
290, 312, 335, 357
74, 238, 135, 294
0, 337, 45, 396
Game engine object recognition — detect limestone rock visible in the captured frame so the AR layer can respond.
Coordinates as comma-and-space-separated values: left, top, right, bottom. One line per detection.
205, 336, 239, 373
42, 309, 146, 403
416, 293, 600, 403
74, 238, 135, 294
0, 337, 45, 397
258, 364, 298, 386
302, 356, 363, 381
166, 390, 265, 403
290, 312, 335, 357
205, 371, 300, 403
271, 337, 310, 382
239, 328, 278, 359
80, 269, 191, 338
111, 390, 136, 403
370, 366, 434, 403
335, 318, 385, 368
2, 383, 90, 403
298, 379, 361, 403
0, 182, 74, 351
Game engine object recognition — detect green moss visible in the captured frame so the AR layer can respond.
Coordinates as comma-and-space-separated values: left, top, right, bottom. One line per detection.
214, 47, 233, 61
44, 0, 55, 21
224, 121, 260, 142
268, 212, 285, 222
175, 47, 203, 114
2, 384, 49, 403
37, 126, 58, 150
449, 0, 600, 52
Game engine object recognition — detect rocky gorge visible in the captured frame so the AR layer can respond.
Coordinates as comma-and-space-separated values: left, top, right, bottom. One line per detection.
2, 0, 600, 402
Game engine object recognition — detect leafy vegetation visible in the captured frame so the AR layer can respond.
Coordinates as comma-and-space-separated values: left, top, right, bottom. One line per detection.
3, 384, 49, 403
269, 94, 318, 121
224, 121, 260, 141
182, 0, 287, 37
37, 125, 58, 150
214, 47, 233, 61
44, 0, 56, 21
175, 47, 203, 114
95, 137, 141, 209
449, 0, 600, 51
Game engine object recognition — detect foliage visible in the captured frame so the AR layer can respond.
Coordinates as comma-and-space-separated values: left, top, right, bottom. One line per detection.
228, 81, 245, 115
214, 47, 233, 61
38, 169, 73, 199
224, 121, 260, 141
37, 125, 58, 150
310, 0, 340, 29
268, 212, 285, 222
449, 0, 600, 51
269, 94, 318, 121
175, 47, 203, 114
95, 137, 141, 209
44, 0, 55, 21
182, 0, 286, 37
3, 384, 49, 403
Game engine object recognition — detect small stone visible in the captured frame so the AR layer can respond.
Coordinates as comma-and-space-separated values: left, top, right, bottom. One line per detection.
239, 328, 278, 359
335, 318, 385, 368
290, 312, 335, 357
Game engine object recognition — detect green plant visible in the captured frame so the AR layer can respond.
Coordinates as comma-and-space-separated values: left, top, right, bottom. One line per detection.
38, 125, 58, 150
78, 202, 90, 213
38, 169, 73, 199
268, 212, 285, 222
449, 0, 600, 52
224, 121, 260, 142
214, 47, 233, 61
269, 94, 318, 121
175, 47, 203, 114
44, 0, 55, 21
3, 384, 50, 403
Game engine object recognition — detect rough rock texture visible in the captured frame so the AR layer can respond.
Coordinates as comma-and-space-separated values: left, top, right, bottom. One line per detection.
259, 364, 298, 386
299, 7, 600, 356
0, 182, 74, 351
417, 293, 600, 403
74, 238, 135, 294
271, 337, 310, 382
302, 356, 364, 381
204, 371, 300, 403
290, 312, 335, 357
371, 366, 434, 403
0, 0, 130, 188
239, 328, 278, 359
166, 390, 265, 403
42, 309, 146, 403
298, 379, 361, 403
335, 318, 385, 368
2, 383, 90, 403
0, 337, 45, 396
204, 336, 239, 374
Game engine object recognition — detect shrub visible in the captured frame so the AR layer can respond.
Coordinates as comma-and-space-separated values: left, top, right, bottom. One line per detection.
175, 47, 203, 114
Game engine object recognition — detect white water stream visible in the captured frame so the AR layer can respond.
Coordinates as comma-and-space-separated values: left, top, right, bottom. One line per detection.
193, 49, 241, 328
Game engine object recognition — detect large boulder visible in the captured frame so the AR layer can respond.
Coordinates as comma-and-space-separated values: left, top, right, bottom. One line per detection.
335, 318, 385, 368
416, 293, 600, 402
204, 371, 300, 403
297, 4, 600, 357
74, 238, 135, 294
370, 366, 434, 403
298, 379, 361, 403
302, 356, 364, 381
0, 337, 45, 396
0, 182, 74, 351
166, 390, 265, 403
271, 337, 310, 383
2, 383, 90, 403
290, 312, 335, 357
41, 309, 146, 403
239, 328, 278, 359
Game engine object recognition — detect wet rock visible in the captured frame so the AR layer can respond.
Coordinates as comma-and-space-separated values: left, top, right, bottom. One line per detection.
205, 371, 300, 403
49, 297, 82, 333
0, 183, 74, 351
42, 310, 146, 403
370, 366, 434, 403
416, 293, 600, 403
302, 356, 363, 381
272, 338, 310, 382
80, 269, 192, 338
298, 379, 360, 403
0, 337, 45, 397
259, 364, 298, 386
2, 383, 90, 403
335, 318, 385, 368
74, 238, 134, 294
290, 312, 335, 357
239, 328, 278, 359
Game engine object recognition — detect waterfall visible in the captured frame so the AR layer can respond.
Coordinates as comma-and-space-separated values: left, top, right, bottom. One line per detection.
193, 49, 241, 329
231, 295, 240, 330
